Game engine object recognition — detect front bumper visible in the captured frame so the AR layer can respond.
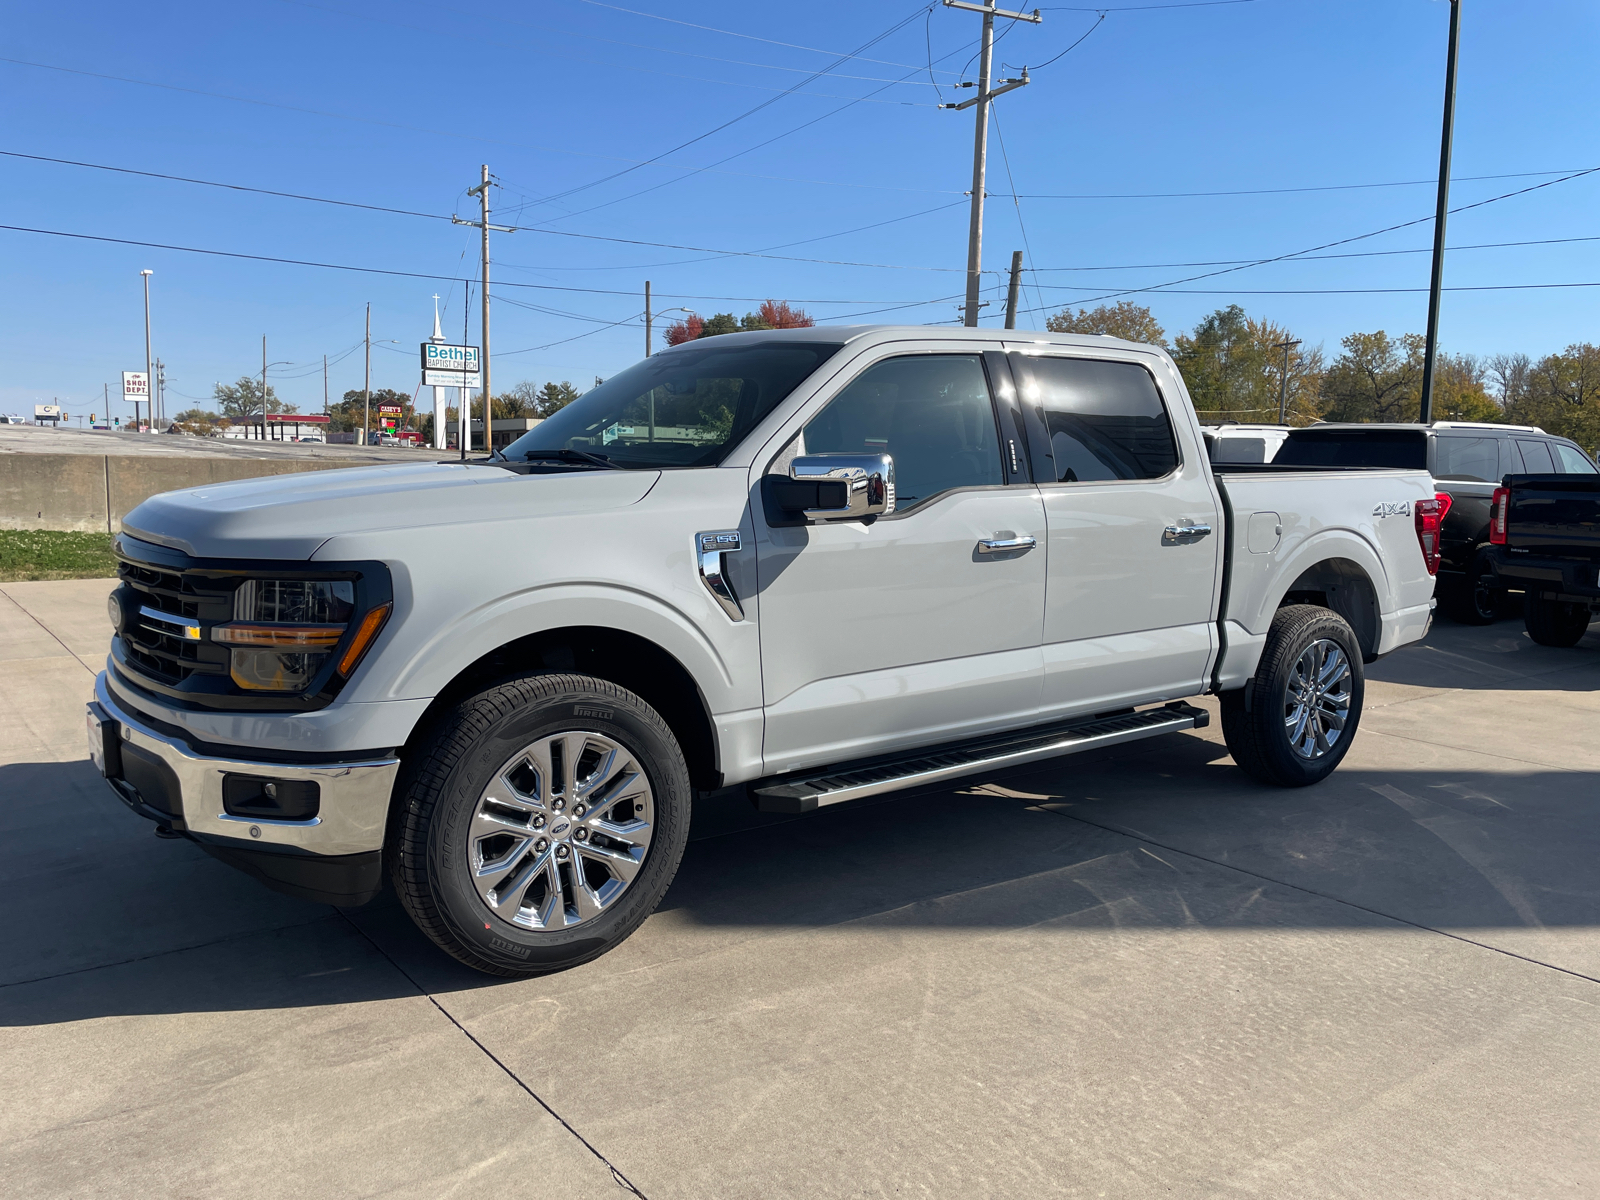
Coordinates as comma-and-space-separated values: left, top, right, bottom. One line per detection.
89, 673, 400, 905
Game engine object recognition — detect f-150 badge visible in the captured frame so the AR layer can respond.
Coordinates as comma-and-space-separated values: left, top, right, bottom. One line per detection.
1372, 501, 1412, 518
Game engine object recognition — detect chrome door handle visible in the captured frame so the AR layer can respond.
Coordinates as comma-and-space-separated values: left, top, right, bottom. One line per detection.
977, 535, 1037, 554
1161, 523, 1212, 546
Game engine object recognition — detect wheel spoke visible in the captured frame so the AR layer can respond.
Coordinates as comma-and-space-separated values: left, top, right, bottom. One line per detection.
469, 727, 655, 935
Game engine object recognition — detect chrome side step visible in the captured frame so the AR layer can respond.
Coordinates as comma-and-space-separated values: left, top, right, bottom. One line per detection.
750, 701, 1210, 814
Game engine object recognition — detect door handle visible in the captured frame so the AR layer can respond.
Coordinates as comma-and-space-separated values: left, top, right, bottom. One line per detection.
1161, 523, 1212, 546
977, 535, 1037, 554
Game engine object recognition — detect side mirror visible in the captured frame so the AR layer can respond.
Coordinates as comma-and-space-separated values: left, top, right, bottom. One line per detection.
775, 454, 895, 521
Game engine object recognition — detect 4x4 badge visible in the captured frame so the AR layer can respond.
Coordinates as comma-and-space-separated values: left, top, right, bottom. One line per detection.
1373, 501, 1411, 518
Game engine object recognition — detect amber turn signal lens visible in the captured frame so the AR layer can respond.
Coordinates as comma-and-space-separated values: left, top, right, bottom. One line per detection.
337, 603, 392, 676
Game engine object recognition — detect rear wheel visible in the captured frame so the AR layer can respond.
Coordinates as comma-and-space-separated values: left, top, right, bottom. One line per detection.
1441, 550, 1501, 625
1524, 594, 1593, 648
1220, 605, 1365, 787
391, 673, 691, 977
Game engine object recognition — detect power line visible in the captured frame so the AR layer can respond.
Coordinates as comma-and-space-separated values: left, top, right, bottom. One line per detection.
515, 4, 934, 214
1008, 168, 1593, 200
1016, 164, 1600, 313
1040, 0, 1253, 8
570, 0, 954, 74
1026, 233, 1600, 274
1016, 12, 1106, 72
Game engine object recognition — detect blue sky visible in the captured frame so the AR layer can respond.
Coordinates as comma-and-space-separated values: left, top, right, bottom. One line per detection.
2, 0, 1596, 420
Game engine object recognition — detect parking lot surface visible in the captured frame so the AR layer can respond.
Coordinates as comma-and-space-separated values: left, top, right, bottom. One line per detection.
3, 578, 1597, 1198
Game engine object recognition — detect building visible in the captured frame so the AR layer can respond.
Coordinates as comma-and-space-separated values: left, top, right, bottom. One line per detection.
220, 413, 333, 441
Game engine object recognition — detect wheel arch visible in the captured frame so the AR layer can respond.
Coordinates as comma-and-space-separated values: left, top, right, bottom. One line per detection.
1277, 556, 1383, 661
402, 625, 723, 791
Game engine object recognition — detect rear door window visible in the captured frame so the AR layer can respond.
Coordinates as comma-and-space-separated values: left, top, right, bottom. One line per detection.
1432, 436, 1500, 481
1515, 439, 1556, 472
1555, 443, 1599, 473
1012, 356, 1178, 483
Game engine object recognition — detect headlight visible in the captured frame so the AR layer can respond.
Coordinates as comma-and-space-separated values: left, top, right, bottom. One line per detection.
213, 579, 388, 692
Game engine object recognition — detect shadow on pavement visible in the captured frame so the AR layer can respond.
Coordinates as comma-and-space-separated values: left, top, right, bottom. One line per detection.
5, 716, 1597, 1025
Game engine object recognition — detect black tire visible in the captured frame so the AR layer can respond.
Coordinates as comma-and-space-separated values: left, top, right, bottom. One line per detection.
1220, 605, 1365, 788
1440, 550, 1501, 625
1524, 594, 1593, 648
390, 673, 691, 977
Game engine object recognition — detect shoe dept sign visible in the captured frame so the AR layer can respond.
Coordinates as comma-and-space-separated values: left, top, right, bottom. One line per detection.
421, 343, 480, 388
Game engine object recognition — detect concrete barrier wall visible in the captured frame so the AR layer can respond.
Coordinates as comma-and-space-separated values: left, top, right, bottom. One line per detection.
0, 455, 359, 533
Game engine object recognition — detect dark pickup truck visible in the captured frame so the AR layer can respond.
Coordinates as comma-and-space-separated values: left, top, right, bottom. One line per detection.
1487, 473, 1600, 646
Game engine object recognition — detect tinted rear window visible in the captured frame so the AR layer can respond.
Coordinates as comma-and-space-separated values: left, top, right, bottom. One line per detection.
1516, 439, 1556, 473
1275, 430, 1427, 469
1432, 436, 1501, 482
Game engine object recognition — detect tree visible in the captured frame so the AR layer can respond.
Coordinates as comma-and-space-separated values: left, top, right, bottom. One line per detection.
535, 381, 581, 417
1431, 352, 1501, 422
665, 301, 814, 344
213, 377, 297, 422
1046, 301, 1166, 346
493, 382, 538, 420
1171, 305, 1323, 423
330, 387, 410, 434
1506, 343, 1600, 452
174, 407, 228, 437
1318, 331, 1426, 423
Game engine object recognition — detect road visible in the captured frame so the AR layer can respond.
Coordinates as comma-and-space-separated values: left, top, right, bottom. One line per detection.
2, 580, 1597, 1198
0, 422, 427, 463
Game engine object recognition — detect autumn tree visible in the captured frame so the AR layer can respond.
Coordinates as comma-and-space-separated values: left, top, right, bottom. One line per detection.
1430, 352, 1501, 422
1045, 301, 1166, 346
1171, 305, 1323, 423
213, 377, 297, 422
664, 301, 814, 345
1505, 343, 1600, 452
1318, 331, 1427, 423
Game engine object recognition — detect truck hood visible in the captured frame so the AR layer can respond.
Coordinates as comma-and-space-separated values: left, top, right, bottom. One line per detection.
121, 462, 661, 559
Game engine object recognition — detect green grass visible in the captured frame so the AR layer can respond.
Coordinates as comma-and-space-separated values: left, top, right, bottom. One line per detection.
0, 530, 118, 582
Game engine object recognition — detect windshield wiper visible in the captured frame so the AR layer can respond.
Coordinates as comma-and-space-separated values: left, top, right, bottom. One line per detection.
518, 448, 623, 470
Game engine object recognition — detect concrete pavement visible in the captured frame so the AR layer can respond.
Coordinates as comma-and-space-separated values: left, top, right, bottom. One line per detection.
3, 578, 1598, 1197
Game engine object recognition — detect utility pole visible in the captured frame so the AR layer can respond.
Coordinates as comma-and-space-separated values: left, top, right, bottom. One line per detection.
457, 165, 511, 456
140, 269, 153, 431
323, 354, 329, 416
1419, 0, 1460, 426
156, 359, 165, 429
941, 1, 1039, 327
461, 283, 471, 461
363, 303, 371, 446
1273, 339, 1302, 424
261, 337, 268, 440
1004, 251, 1023, 329
645, 280, 652, 357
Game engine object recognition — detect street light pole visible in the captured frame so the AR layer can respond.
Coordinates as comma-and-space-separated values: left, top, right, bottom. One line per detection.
140, 269, 153, 432
363, 303, 371, 446
1419, 0, 1461, 426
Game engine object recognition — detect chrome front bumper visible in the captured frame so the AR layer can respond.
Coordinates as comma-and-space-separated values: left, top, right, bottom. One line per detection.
88, 672, 400, 859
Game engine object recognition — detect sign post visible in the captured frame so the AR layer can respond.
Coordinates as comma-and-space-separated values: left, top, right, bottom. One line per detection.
122, 371, 149, 431
34, 404, 61, 425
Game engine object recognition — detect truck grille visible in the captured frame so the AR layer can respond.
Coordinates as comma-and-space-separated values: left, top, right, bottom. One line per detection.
117, 559, 235, 685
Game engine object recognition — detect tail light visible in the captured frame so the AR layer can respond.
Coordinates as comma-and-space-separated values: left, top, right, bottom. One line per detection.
1414, 496, 1444, 575
1489, 486, 1510, 545
1433, 490, 1452, 522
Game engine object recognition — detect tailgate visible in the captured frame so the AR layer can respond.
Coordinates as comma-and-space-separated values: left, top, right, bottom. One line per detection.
1505, 473, 1600, 562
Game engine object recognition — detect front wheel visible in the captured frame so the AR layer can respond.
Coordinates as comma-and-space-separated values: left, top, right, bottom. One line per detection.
1220, 604, 1365, 787
391, 673, 691, 977
1524, 594, 1593, 648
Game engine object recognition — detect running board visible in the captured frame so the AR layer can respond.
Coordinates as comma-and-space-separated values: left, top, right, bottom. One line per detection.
750, 701, 1210, 814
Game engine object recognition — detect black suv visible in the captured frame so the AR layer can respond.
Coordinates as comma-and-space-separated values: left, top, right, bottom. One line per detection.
1272, 422, 1599, 623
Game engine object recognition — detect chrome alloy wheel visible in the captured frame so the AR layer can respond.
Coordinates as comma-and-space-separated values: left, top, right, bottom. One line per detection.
1283, 637, 1353, 760
468, 731, 654, 930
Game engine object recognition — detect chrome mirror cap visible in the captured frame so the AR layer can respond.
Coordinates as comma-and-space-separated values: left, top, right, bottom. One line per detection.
789, 454, 895, 520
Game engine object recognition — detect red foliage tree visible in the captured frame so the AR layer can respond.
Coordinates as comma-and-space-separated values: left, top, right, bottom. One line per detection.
758, 300, 814, 329
664, 313, 704, 346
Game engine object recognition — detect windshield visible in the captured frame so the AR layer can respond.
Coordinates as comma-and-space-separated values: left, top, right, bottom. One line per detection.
1275, 429, 1427, 469
501, 340, 845, 469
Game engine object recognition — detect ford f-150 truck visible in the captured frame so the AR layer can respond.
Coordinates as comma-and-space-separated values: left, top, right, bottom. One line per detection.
88, 326, 1439, 976
1486, 472, 1600, 646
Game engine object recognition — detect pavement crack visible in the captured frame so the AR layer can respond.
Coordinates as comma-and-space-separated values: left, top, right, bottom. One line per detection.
0, 914, 337, 990
335, 911, 650, 1198
0, 584, 99, 676
1029, 804, 1600, 990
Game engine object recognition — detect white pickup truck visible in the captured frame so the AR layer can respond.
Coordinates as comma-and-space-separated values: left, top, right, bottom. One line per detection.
89, 326, 1439, 976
